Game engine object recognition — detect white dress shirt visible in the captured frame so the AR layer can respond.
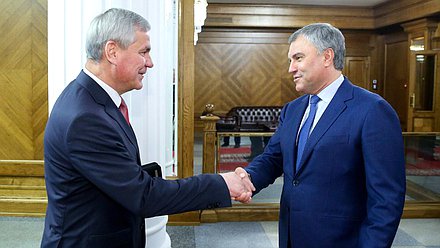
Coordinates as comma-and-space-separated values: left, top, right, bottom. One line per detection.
297, 74, 344, 139
83, 67, 122, 108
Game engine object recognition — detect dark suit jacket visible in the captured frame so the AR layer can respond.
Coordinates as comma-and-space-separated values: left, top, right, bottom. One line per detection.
246, 77, 406, 248
41, 71, 231, 248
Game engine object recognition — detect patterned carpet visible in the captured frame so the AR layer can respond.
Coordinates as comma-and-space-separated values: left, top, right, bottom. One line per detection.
218, 146, 251, 172
406, 146, 440, 176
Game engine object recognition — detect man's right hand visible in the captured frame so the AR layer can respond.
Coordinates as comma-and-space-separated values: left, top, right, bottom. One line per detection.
220, 169, 255, 203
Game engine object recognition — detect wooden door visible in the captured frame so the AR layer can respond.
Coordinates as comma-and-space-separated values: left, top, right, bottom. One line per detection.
407, 51, 440, 131
343, 56, 370, 90
384, 41, 409, 131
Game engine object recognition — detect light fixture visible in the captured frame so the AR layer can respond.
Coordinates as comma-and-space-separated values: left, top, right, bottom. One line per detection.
416, 54, 425, 62
194, 0, 208, 45
410, 37, 425, 51
410, 44, 425, 51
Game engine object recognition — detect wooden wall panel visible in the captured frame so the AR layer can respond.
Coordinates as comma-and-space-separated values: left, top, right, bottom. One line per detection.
384, 37, 408, 131
195, 42, 293, 117
194, 29, 376, 118
0, 71, 33, 159
177, 0, 196, 179
205, 4, 375, 29
32, 0, 48, 159
374, 0, 440, 28
205, 1, 440, 30
0, 0, 48, 160
343, 56, 370, 90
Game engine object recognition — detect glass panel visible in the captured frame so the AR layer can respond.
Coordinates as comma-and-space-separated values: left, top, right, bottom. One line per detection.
414, 54, 435, 111
217, 133, 273, 173
404, 133, 440, 202
217, 133, 282, 203
410, 37, 425, 51
213, 132, 440, 204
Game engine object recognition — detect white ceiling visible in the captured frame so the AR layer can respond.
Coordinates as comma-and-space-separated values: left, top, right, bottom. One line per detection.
207, 0, 390, 7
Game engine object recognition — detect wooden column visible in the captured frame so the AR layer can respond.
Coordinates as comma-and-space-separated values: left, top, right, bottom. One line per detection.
200, 115, 219, 174
177, 0, 195, 178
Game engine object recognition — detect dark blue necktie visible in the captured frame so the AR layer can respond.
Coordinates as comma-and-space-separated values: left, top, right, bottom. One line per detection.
296, 95, 320, 171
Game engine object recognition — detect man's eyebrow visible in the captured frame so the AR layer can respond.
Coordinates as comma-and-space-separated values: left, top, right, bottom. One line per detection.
289, 52, 304, 58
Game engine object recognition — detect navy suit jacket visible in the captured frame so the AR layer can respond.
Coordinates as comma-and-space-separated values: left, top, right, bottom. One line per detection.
246, 78, 406, 248
41, 71, 231, 248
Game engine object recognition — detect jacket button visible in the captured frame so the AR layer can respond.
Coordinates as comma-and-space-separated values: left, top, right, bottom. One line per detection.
292, 180, 299, 186
140, 223, 145, 230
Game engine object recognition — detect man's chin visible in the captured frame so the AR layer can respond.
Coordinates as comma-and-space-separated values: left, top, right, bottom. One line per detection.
295, 84, 304, 93
134, 82, 143, 90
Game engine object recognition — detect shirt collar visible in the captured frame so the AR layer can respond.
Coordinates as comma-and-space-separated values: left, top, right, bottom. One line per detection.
316, 74, 344, 104
83, 67, 121, 107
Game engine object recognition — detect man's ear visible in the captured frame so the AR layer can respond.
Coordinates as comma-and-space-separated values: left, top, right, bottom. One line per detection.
323, 48, 335, 68
104, 40, 118, 65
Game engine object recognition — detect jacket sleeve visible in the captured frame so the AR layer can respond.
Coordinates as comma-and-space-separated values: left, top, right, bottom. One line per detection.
66, 113, 231, 218
244, 104, 286, 194
358, 99, 406, 247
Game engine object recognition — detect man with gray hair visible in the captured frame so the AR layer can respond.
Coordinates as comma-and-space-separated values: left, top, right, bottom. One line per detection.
41, 8, 254, 247
236, 23, 406, 247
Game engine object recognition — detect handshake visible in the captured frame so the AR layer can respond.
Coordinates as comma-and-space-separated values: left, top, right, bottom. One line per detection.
220, 167, 255, 203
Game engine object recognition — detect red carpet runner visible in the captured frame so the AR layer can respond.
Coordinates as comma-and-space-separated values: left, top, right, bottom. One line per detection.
218, 146, 251, 172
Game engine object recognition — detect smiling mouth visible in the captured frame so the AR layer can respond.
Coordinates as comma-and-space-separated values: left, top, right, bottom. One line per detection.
294, 75, 301, 82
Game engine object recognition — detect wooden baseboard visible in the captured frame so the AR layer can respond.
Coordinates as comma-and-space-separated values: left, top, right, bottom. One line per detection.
197, 202, 440, 223
402, 202, 440, 218
201, 203, 279, 223
0, 160, 47, 217
168, 211, 201, 225
0, 197, 47, 217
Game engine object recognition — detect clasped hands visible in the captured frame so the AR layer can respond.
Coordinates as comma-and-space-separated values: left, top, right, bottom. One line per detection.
220, 167, 255, 203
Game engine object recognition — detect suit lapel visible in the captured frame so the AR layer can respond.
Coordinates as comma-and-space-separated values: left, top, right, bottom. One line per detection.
76, 71, 140, 155
296, 79, 354, 175
284, 96, 309, 176
105, 104, 139, 148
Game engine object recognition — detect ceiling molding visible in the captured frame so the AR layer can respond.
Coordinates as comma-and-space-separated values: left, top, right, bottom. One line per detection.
207, 0, 389, 7
204, 0, 440, 29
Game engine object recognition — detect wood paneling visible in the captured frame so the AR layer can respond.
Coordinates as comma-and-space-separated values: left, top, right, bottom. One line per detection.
201, 204, 279, 223
375, 0, 440, 28
194, 29, 376, 118
178, 0, 196, 179
200, 116, 219, 174
343, 56, 370, 90
205, 4, 375, 29
0, 160, 46, 217
195, 30, 297, 117
205, 1, 440, 30
32, 0, 48, 159
197, 202, 440, 222
0, 0, 48, 160
384, 38, 408, 131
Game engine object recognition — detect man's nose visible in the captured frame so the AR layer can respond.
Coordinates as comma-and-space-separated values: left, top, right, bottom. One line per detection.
288, 61, 296, 73
144, 56, 154, 68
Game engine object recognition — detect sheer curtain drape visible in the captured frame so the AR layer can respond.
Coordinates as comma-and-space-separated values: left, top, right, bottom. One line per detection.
48, 1, 177, 247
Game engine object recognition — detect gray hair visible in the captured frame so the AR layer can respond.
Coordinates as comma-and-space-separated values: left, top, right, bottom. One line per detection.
288, 23, 345, 70
86, 8, 151, 61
